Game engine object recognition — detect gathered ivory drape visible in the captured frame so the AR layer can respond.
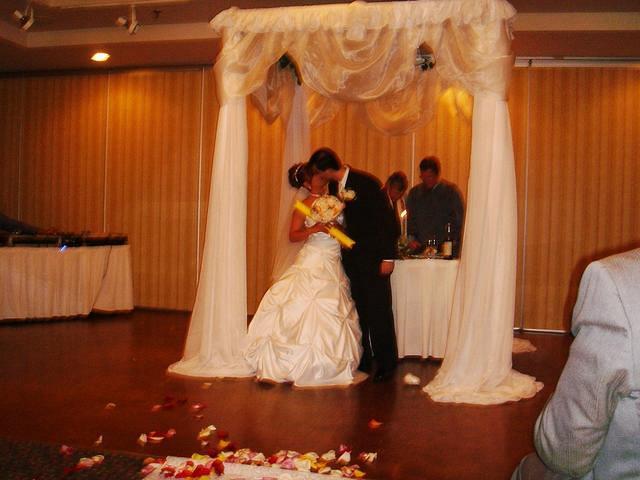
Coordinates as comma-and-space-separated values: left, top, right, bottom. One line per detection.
169, 0, 542, 404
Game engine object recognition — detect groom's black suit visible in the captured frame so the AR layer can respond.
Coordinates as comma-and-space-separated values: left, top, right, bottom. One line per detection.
331, 168, 399, 377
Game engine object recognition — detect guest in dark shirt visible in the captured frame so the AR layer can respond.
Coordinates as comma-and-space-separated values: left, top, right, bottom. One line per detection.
382, 171, 409, 242
406, 156, 464, 256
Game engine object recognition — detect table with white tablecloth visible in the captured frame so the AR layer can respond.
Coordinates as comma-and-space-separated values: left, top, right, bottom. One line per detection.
391, 258, 459, 358
0, 245, 134, 321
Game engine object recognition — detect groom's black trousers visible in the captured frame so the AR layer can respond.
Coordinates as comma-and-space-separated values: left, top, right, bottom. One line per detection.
344, 261, 398, 373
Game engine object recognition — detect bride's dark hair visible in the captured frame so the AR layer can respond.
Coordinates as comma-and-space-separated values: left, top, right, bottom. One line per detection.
288, 162, 312, 189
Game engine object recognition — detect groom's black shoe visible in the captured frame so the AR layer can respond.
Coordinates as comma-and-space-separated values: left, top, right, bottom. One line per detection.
373, 367, 395, 383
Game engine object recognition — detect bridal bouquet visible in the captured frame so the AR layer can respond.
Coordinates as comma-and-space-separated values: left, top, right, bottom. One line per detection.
310, 195, 344, 223
294, 195, 355, 249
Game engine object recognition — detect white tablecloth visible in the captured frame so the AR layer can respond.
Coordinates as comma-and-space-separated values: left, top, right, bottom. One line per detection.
0, 245, 134, 321
391, 259, 459, 358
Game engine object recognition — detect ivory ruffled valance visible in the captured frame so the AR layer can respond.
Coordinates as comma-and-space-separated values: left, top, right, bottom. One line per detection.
211, 0, 515, 35
210, 0, 515, 134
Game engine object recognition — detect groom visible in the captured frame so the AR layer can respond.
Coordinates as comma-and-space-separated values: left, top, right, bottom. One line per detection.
308, 147, 398, 382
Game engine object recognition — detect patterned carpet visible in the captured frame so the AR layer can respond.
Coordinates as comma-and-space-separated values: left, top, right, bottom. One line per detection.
0, 437, 145, 479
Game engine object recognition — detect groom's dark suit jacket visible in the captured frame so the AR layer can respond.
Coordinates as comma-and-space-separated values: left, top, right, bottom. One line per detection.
331, 169, 397, 271
331, 168, 399, 372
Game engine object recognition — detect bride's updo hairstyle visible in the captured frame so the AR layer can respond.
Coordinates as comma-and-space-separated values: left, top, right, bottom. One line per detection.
288, 162, 311, 189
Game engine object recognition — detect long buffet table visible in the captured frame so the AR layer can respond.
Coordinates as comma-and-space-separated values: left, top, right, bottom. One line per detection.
0, 245, 134, 321
391, 258, 459, 359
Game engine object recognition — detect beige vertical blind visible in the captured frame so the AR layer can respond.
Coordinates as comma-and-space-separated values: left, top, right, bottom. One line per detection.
521, 67, 640, 330
1, 66, 638, 329
508, 68, 531, 329
107, 69, 203, 310
0, 78, 24, 214
20, 74, 108, 232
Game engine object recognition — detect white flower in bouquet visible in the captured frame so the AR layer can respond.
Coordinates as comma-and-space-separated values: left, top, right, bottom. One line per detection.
310, 195, 345, 224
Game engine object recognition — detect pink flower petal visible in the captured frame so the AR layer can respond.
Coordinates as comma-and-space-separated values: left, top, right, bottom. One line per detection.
60, 445, 74, 456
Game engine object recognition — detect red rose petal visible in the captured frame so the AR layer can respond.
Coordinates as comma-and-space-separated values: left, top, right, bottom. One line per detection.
213, 459, 225, 476
368, 419, 383, 429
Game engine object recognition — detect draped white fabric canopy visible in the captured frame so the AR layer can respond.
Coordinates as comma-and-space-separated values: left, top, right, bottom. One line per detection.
168, 0, 542, 404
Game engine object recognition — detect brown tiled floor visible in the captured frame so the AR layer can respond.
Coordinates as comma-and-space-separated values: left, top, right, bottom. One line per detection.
0, 310, 571, 479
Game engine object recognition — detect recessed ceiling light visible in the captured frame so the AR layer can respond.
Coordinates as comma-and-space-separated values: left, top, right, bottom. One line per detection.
91, 52, 110, 62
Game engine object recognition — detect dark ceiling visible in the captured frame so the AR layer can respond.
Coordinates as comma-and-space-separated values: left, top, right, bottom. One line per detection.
1, 0, 639, 74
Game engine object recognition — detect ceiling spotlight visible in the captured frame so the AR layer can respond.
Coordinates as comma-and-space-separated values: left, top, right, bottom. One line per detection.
115, 5, 140, 35
91, 52, 110, 62
14, 4, 35, 31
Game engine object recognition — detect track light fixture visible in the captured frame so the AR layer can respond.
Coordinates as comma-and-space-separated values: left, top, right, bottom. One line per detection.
116, 5, 140, 35
13, 4, 35, 31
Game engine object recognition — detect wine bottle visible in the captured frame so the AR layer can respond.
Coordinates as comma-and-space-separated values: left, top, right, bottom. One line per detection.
442, 222, 453, 258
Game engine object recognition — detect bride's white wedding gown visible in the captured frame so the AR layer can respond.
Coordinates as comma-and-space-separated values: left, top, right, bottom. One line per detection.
243, 215, 363, 387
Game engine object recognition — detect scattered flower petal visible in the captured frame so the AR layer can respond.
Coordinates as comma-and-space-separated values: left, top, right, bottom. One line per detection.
201, 382, 212, 389
212, 458, 224, 476
337, 444, 352, 455
137, 433, 148, 446
403, 373, 421, 385
358, 452, 378, 463
94, 434, 103, 446
147, 431, 166, 444
150, 404, 162, 412
337, 451, 351, 464
368, 418, 383, 429
294, 457, 312, 471
321, 450, 336, 461
217, 438, 231, 450
104, 402, 116, 410
60, 444, 74, 456
76, 457, 94, 469
190, 402, 206, 413
198, 424, 217, 440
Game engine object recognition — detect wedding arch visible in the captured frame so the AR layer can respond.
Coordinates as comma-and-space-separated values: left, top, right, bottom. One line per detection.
168, 0, 542, 405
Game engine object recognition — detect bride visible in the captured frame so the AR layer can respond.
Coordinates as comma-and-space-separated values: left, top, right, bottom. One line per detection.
243, 163, 364, 387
